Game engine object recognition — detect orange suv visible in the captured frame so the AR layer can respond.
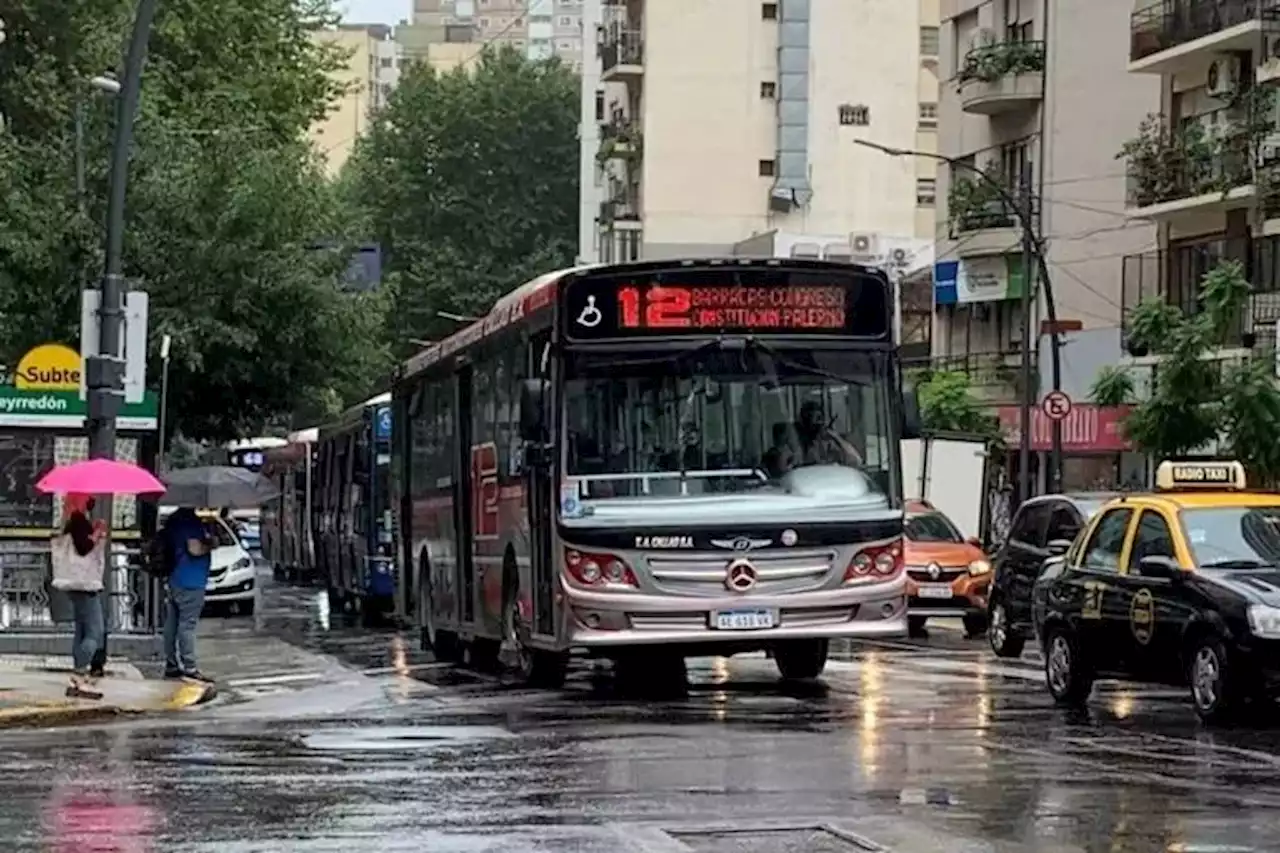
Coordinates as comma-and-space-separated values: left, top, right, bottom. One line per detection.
903, 500, 992, 638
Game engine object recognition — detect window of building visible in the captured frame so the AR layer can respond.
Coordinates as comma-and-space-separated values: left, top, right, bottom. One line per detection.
380, 56, 393, 68
916, 178, 936, 206
758, 159, 776, 177
559, 15, 573, 25
762, 3, 778, 20
479, 17, 490, 28
918, 102, 938, 129
1005, 0, 1033, 41
920, 26, 939, 57
760, 80, 776, 98
594, 89, 605, 122
838, 104, 870, 126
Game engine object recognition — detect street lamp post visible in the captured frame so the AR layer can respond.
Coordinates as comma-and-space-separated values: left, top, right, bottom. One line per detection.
157, 334, 172, 472
853, 139, 1065, 501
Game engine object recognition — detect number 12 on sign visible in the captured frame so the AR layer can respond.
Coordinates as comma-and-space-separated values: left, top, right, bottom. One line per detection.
618, 286, 692, 329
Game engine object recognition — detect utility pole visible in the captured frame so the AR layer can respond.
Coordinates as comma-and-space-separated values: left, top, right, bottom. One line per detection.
1018, 162, 1036, 506
86, 0, 159, 661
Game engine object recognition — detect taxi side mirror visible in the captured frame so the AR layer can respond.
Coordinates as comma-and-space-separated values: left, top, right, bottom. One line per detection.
1138, 555, 1181, 582
1046, 539, 1073, 557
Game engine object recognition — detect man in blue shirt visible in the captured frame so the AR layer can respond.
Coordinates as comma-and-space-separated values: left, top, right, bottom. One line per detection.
161, 507, 213, 681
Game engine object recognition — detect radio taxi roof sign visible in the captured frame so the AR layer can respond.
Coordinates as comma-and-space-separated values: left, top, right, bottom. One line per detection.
1155, 460, 1247, 491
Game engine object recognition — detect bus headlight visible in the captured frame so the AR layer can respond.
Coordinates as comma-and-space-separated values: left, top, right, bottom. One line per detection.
564, 548, 638, 588
968, 559, 991, 577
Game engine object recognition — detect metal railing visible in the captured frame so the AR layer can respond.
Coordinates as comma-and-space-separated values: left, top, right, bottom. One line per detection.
957, 40, 1046, 85
903, 350, 1035, 392
601, 26, 643, 73
1124, 107, 1255, 209
1120, 239, 1255, 346
0, 540, 160, 633
1130, 0, 1280, 62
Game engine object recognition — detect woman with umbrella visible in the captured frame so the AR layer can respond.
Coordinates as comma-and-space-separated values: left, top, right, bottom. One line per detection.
38, 459, 166, 699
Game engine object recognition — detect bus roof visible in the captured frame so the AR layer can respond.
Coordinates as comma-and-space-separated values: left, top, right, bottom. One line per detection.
224, 436, 288, 451
318, 390, 391, 437
286, 427, 319, 444
398, 257, 889, 381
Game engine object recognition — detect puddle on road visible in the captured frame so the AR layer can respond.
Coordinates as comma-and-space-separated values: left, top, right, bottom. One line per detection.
300, 725, 515, 752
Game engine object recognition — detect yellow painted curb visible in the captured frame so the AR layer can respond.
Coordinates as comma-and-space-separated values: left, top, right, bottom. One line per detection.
163, 681, 216, 709
0, 702, 127, 729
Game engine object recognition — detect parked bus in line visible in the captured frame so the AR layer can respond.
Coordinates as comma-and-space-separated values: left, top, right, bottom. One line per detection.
261, 427, 318, 584
392, 258, 920, 688
315, 393, 395, 620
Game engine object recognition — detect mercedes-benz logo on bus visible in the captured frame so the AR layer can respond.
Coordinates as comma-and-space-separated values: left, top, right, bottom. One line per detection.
725, 559, 758, 593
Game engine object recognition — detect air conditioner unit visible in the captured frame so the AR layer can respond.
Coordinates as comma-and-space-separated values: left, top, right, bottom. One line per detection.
1258, 35, 1280, 84
889, 247, 911, 266
823, 243, 853, 262
1207, 56, 1241, 100
851, 233, 879, 256
1258, 134, 1280, 167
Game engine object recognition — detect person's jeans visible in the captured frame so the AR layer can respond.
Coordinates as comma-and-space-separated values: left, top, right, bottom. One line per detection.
67, 591, 104, 673
163, 586, 206, 673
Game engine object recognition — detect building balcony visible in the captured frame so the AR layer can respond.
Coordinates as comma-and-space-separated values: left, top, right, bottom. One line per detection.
1129, 0, 1280, 75
956, 40, 1045, 116
1120, 238, 1258, 349
1122, 108, 1258, 222
597, 119, 642, 161
599, 193, 642, 231
601, 26, 643, 82
947, 174, 1026, 258
904, 350, 1034, 405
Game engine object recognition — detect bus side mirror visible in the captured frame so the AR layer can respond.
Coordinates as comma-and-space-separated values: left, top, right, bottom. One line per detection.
519, 379, 549, 443
902, 387, 922, 439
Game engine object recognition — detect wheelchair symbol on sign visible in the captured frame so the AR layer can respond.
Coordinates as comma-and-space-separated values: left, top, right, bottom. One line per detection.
576, 296, 602, 328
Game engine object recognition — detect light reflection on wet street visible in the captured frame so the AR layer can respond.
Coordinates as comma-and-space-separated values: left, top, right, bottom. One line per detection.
4, 569, 1280, 851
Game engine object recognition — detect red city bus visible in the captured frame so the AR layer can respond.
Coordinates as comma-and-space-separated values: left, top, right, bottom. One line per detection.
392, 258, 920, 688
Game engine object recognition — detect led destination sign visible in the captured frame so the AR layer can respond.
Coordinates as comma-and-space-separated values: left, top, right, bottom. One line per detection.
564, 275, 888, 339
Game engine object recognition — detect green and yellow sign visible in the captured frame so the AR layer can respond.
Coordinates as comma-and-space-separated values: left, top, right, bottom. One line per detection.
0, 344, 156, 430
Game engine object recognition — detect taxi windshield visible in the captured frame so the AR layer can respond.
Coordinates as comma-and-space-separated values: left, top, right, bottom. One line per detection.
1181, 506, 1280, 568
905, 512, 963, 543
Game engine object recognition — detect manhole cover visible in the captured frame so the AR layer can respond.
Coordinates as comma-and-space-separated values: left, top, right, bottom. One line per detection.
669, 827, 880, 853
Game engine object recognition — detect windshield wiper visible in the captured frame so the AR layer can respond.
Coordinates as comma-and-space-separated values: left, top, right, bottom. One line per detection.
1201, 558, 1277, 570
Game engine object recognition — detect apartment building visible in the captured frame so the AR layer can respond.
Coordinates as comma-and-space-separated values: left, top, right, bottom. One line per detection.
403, 0, 587, 70
934, 0, 1159, 490
1122, 1, 1280, 359
308, 24, 400, 175
586, 0, 940, 267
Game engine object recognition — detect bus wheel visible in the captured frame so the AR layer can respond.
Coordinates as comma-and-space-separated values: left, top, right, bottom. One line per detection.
774, 639, 829, 680
505, 595, 567, 689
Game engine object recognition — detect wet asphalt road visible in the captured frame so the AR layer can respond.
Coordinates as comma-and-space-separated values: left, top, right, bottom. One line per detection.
4, 567, 1280, 851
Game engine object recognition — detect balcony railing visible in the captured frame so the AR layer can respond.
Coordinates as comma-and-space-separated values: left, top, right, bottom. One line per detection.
903, 350, 1035, 396
1130, 0, 1280, 63
947, 172, 1026, 234
598, 119, 642, 160
957, 40, 1046, 85
601, 26, 643, 73
1120, 239, 1265, 346
599, 191, 641, 225
1122, 107, 1257, 209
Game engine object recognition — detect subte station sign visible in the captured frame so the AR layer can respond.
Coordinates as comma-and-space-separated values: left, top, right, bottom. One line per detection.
1041, 390, 1072, 421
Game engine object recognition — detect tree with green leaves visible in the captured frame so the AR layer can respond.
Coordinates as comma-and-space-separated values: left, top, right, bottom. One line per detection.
1092, 260, 1280, 484
0, 0, 390, 439
914, 369, 1000, 437
344, 47, 580, 354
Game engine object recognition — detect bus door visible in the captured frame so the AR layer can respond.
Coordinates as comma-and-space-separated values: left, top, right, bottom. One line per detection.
527, 331, 556, 638
454, 364, 477, 626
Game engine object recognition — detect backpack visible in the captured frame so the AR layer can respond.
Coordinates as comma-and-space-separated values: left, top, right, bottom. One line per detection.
144, 530, 175, 578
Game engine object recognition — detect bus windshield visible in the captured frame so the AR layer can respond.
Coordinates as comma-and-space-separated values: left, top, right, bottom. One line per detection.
563, 347, 895, 498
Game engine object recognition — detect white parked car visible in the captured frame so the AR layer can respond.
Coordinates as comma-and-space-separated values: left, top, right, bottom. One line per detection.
196, 512, 257, 615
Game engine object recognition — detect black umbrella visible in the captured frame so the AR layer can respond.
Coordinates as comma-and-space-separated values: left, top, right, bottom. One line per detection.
161, 466, 280, 509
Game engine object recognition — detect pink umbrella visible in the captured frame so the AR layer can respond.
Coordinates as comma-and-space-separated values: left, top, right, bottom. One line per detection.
36, 459, 166, 496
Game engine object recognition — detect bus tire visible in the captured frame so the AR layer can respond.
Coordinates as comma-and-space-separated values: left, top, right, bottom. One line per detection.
774, 638, 829, 680
503, 562, 568, 689
419, 552, 461, 662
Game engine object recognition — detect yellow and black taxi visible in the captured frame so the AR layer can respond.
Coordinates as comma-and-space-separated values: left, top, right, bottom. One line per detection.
1032, 460, 1280, 724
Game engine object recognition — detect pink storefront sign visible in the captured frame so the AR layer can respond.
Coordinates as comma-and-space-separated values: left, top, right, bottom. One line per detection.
996, 404, 1133, 453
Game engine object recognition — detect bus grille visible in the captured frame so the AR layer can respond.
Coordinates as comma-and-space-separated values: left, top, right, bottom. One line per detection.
644, 549, 836, 597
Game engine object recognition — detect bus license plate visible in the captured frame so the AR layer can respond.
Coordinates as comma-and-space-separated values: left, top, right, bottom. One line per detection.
713, 609, 775, 630
917, 584, 953, 599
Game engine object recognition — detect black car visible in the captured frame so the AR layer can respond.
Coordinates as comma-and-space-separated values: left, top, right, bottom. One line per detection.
986, 492, 1116, 658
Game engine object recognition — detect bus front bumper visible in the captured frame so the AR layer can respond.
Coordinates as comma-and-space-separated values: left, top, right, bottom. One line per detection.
561, 578, 908, 648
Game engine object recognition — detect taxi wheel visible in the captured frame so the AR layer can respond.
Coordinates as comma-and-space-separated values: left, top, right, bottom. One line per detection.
1188, 636, 1244, 725
988, 601, 1025, 658
1044, 627, 1094, 706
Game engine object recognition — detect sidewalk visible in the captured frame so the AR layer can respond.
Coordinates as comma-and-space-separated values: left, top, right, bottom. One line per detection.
0, 654, 214, 728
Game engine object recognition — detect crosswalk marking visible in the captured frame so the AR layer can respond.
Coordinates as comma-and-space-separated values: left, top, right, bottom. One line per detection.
225, 671, 331, 688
